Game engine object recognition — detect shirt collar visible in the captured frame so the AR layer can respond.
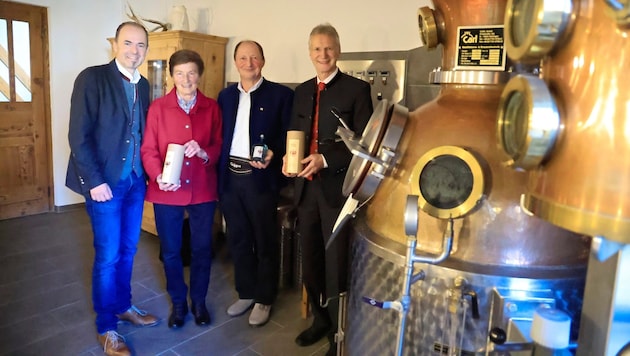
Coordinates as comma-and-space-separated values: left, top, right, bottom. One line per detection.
114, 59, 141, 84
237, 77, 264, 94
176, 90, 197, 113
318, 68, 338, 86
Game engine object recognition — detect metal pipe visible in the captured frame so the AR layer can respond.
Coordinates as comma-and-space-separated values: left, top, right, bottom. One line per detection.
396, 205, 454, 355
363, 196, 456, 355
395, 236, 417, 356
336, 292, 347, 356
410, 218, 454, 264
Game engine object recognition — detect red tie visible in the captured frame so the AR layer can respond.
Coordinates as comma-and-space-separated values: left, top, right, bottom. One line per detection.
309, 82, 326, 155
307, 82, 325, 181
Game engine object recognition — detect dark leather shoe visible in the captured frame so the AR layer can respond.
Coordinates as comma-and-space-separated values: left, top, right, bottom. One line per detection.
116, 306, 159, 327
295, 324, 331, 347
168, 303, 188, 328
191, 302, 210, 326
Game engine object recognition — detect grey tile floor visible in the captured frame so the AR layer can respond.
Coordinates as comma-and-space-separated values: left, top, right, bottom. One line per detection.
0, 208, 328, 356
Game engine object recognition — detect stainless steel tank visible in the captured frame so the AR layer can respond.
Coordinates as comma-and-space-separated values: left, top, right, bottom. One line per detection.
342, 0, 591, 354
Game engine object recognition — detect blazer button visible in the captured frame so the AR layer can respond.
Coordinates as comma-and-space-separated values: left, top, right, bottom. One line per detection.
185, 179, 190, 184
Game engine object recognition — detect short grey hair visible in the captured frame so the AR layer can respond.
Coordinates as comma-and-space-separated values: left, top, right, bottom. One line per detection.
309, 23, 340, 50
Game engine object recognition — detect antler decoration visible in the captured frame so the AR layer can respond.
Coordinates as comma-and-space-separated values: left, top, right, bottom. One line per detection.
143, 18, 171, 32
126, 3, 145, 27
126, 2, 171, 32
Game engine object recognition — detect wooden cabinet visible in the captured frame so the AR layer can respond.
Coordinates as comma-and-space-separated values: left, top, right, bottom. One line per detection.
138, 30, 228, 235
140, 30, 228, 100
141, 202, 159, 235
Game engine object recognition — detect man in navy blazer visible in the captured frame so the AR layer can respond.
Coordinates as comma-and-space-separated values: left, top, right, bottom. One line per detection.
66, 22, 158, 356
217, 40, 293, 327
282, 24, 373, 356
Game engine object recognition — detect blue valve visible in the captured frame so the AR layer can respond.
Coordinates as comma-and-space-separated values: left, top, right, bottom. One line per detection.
362, 296, 385, 308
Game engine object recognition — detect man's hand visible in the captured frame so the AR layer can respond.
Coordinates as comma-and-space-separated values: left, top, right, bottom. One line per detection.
297, 153, 324, 179
90, 183, 113, 202
250, 149, 274, 169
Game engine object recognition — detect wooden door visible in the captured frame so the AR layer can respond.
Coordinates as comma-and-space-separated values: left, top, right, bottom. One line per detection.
0, 2, 52, 219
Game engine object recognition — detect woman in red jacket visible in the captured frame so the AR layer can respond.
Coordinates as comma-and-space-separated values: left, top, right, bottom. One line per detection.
141, 49, 222, 328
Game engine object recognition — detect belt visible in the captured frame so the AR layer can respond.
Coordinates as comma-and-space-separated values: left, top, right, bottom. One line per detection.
228, 156, 252, 175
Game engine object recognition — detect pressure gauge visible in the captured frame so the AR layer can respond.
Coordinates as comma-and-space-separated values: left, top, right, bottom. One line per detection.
410, 146, 485, 219
504, 0, 574, 62
496, 74, 561, 170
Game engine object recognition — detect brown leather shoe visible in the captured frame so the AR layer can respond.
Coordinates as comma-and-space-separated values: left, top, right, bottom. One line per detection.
116, 305, 159, 327
97, 330, 130, 356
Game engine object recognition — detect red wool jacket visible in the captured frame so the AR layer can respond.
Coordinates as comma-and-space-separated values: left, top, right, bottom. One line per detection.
141, 88, 222, 206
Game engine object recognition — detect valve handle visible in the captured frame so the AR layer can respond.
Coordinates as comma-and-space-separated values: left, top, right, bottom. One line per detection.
489, 327, 507, 344
362, 296, 384, 309
464, 290, 480, 319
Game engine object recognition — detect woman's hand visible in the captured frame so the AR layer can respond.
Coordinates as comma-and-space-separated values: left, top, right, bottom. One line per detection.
184, 139, 208, 162
156, 173, 181, 191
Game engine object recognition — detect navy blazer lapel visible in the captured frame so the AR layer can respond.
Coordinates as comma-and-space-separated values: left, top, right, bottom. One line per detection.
107, 60, 132, 121
249, 79, 269, 142
226, 86, 240, 143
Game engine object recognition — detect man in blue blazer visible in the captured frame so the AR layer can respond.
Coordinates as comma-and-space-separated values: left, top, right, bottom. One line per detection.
282, 24, 373, 356
66, 21, 158, 356
218, 40, 293, 327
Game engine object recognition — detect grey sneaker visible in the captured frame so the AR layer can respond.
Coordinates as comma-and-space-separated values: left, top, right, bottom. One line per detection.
248, 303, 271, 327
227, 299, 254, 316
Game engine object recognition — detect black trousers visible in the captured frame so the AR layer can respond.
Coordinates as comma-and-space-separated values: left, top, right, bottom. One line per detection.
220, 173, 280, 305
154, 202, 216, 305
297, 179, 349, 332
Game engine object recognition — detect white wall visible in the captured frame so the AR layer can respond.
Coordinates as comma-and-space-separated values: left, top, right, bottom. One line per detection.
128, 0, 432, 83
23, 0, 432, 206
21, 0, 126, 206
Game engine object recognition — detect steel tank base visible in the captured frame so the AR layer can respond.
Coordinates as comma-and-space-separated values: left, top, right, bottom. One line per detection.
345, 216, 586, 356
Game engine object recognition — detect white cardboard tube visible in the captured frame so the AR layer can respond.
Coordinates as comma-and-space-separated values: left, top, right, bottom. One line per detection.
286, 130, 305, 174
161, 143, 185, 184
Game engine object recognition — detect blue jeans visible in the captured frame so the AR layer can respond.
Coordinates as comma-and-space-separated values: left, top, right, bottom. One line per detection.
153, 201, 216, 306
84, 172, 146, 334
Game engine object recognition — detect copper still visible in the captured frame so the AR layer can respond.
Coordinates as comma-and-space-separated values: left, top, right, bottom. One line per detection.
342, 0, 591, 354
498, 0, 630, 243
497, 0, 630, 354
363, 0, 589, 273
